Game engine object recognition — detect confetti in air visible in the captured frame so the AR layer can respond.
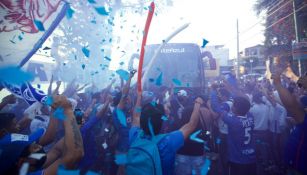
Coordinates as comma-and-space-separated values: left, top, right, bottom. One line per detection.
82, 47, 90, 58
190, 130, 205, 143
33, 20, 45, 31
95, 7, 109, 16
172, 78, 182, 86
0, 66, 34, 85
201, 39, 209, 48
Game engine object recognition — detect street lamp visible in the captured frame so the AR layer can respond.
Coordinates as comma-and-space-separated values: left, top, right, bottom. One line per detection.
250, 59, 254, 74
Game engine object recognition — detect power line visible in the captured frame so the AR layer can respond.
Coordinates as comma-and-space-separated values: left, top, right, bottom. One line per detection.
266, 3, 306, 30
223, 0, 294, 45
240, 3, 307, 45
240, 0, 293, 35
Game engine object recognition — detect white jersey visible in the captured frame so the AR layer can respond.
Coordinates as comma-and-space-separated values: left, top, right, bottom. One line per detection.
268, 103, 287, 133
249, 103, 270, 131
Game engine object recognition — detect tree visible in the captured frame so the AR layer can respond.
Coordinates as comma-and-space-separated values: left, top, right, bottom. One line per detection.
254, 0, 295, 57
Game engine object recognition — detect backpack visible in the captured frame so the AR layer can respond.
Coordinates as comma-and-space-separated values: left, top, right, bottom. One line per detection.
125, 133, 166, 175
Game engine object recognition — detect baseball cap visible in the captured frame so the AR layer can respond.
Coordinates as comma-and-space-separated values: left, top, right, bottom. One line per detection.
177, 90, 188, 97
0, 128, 44, 173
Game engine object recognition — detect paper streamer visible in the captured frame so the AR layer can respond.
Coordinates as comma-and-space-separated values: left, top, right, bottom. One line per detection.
172, 78, 182, 86
148, 118, 155, 137
201, 159, 211, 175
142, 23, 190, 88
45, 96, 54, 106
116, 108, 127, 127
115, 154, 128, 165
66, 5, 74, 19
85, 171, 100, 175
137, 1, 155, 92
190, 130, 205, 143
33, 20, 45, 31
155, 72, 163, 86
57, 165, 80, 175
116, 69, 130, 81
53, 107, 66, 120
0, 66, 34, 86
201, 39, 209, 48
95, 7, 109, 16
82, 47, 90, 58
161, 115, 168, 121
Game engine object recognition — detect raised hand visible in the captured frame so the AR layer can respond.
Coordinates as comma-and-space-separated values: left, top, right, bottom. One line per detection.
130, 69, 137, 77
56, 81, 62, 87
51, 95, 72, 110
195, 97, 204, 105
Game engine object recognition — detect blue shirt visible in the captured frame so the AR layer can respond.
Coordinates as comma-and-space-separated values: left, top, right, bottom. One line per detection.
113, 108, 132, 152
129, 127, 184, 175
79, 115, 100, 169
223, 113, 256, 164
285, 114, 307, 174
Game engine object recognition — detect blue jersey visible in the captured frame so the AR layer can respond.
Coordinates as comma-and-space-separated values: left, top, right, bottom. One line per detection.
112, 107, 132, 152
223, 113, 256, 164
79, 116, 100, 170
285, 114, 307, 174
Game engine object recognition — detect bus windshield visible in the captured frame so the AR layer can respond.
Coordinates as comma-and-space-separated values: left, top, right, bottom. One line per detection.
142, 43, 204, 91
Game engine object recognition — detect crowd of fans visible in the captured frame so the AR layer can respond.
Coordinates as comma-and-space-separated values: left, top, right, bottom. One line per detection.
0, 62, 306, 175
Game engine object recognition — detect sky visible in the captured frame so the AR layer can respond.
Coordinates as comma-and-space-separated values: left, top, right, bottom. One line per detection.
150, 0, 266, 59
0, 0, 266, 99
114, 0, 266, 62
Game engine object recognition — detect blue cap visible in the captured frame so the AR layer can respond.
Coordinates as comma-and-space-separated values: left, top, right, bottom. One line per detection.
0, 128, 44, 173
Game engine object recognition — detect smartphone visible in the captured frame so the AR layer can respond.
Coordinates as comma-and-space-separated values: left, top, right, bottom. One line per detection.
74, 108, 84, 125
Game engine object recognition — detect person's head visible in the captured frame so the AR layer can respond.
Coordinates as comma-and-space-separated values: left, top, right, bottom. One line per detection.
218, 88, 231, 102
92, 92, 102, 103
252, 92, 264, 104
232, 96, 251, 116
140, 103, 165, 136
111, 90, 122, 107
0, 129, 46, 174
177, 89, 188, 102
142, 91, 155, 106
0, 113, 20, 138
245, 82, 255, 94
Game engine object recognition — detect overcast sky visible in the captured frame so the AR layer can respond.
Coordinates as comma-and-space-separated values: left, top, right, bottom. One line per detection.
146, 0, 266, 59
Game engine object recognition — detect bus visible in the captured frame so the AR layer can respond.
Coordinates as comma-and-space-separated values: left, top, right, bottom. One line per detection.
132, 43, 206, 95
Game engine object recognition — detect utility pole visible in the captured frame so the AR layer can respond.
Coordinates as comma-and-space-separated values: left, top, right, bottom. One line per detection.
236, 19, 240, 78
293, 0, 302, 76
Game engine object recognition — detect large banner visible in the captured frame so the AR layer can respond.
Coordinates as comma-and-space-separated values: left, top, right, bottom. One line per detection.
0, 0, 68, 67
